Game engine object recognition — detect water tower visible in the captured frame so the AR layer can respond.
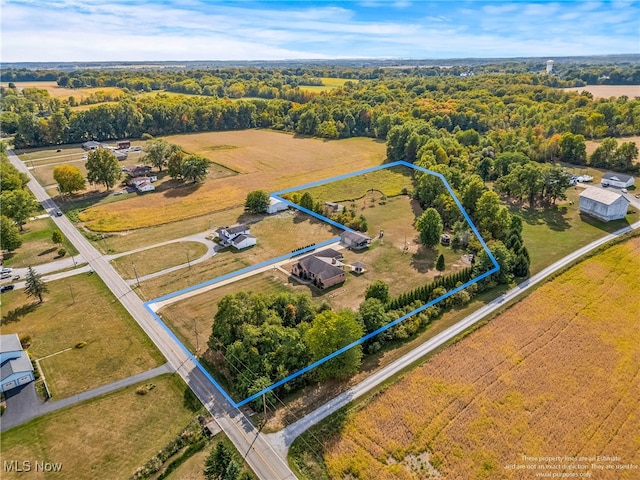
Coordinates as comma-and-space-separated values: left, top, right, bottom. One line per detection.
546, 59, 554, 74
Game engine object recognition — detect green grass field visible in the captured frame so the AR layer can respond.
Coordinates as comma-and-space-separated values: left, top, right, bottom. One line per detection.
292, 166, 413, 205
517, 187, 637, 274
0, 274, 164, 399
2, 217, 78, 268
0, 375, 198, 480
298, 77, 354, 93
110, 241, 209, 279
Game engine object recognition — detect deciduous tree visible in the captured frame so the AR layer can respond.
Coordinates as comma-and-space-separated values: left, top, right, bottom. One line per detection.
304, 310, 364, 381
364, 280, 390, 304
181, 155, 210, 183
245, 190, 270, 214
0, 189, 39, 231
86, 148, 121, 191
53, 164, 86, 195
0, 215, 22, 252
416, 208, 443, 248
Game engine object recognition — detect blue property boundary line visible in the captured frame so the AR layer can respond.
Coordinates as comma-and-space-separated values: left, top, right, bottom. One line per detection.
145, 160, 499, 408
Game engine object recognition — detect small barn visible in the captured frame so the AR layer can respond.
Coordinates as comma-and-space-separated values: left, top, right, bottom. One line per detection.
267, 197, 288, 214
117, 140, 131, 150
340, 231, 371, 250
579, 187, 630, 222
601, 172, 635, 189
0, 334, 35, 393
82, 140, 102, 151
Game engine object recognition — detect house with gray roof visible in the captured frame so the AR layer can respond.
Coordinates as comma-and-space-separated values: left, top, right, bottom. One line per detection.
0, 334, 35, 393
291, 250, 346, 289
215, 224, 257, 250
340, 230, 371, 250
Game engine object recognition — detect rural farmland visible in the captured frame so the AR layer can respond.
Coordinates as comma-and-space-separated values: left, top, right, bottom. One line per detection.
78, 130, 386, 231
299, 235, 640, 480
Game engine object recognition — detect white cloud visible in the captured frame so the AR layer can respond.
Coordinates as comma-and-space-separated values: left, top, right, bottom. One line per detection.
1, 0, 638, 62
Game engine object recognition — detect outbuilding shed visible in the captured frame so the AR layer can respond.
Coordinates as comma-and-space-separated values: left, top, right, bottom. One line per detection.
267, 197, 288, 214
0, 334, 35, 393
601, 172, 635, 189
579, 187, 630, 222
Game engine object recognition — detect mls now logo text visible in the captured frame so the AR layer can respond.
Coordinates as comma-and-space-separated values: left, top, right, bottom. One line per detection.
4, 460, 63, 473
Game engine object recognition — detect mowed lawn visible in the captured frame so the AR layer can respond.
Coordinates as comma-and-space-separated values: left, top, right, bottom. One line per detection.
136, 212, 340, 301
517, 186, 637, 274
562, 84, 640, 99
292, 166, 414, 204
2, 217, 78, 268
0, 375, 197, 480
310, 235, 640, 480
298, 77, 354, 93
111, 241, 209, 279
0, 274, 164, 399
79, 130, 386, 231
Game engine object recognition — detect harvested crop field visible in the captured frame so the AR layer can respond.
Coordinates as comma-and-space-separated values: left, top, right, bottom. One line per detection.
310, 235, 640, 480
562, 84, 640, 99
79, 131, 386, 231
1, 80, 124, 101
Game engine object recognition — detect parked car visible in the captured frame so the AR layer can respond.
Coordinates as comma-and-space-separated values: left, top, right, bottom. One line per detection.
1, 267, 12, 274
1, 272, 12, 279
0, 285, 15, 293
621, 188, 628, 194
12, 275, 20, 281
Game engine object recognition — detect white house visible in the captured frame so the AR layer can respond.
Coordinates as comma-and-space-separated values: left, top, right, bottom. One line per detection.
215, 224, 256, 250
0, 334, 35, 393
136, 181, 155, 193
267, 197, 288, 214
230, 234, 257, 250
129, 176, 157, 187
601, 172, 635, 189
579, 187, 630, 222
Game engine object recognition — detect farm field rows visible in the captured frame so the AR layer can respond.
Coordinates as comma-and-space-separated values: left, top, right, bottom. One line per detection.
0, 274, 164, 399
0, 375, 198, 480
79, 130, 386, 231
305, 235, 640, 480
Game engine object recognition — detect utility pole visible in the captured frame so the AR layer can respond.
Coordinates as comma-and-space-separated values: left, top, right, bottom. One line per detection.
186, 250, 191, 269
132, 262, 140, 287
193, 318, 199, 353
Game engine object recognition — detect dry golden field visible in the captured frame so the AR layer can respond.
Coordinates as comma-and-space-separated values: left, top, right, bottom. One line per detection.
562, 84, 640, 99
79, 131, 386, 231
1, 80, 124, 101
320, 235, 640, 480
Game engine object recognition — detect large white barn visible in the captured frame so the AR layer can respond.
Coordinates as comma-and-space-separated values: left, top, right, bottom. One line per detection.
579, 187, 630, 222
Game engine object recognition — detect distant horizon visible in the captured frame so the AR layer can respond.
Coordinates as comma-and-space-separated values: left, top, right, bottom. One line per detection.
1, 1, 638, 63
3, 53, 639, 69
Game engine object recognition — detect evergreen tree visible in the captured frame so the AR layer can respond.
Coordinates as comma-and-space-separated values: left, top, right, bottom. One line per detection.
436, 254, 445, 274
204, 443, 232, 480
24, 266, 49, 303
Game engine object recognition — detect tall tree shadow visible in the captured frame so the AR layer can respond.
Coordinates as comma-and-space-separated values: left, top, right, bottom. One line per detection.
1, 302, 39, 325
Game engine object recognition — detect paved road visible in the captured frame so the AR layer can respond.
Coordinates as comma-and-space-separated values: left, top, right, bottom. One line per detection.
8, 150, 297, 480
1, 363, 173, 432
267, 218, 640, 454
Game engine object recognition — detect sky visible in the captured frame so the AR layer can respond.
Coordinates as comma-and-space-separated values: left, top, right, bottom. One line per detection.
1, 0, 638, 63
